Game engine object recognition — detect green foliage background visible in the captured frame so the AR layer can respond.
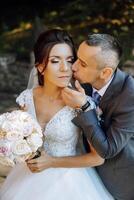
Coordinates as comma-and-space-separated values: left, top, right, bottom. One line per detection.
0, 0, 134, 62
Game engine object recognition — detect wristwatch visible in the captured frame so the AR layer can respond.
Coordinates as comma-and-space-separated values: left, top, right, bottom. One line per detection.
81, 100, 91, 112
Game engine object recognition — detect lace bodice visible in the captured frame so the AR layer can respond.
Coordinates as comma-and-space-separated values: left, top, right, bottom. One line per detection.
16, 89, 80, 157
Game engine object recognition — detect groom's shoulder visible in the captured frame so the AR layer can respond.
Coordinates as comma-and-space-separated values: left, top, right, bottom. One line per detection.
123, 72, 134, 91
116, 68, 134, 90
119, 70, 134, 100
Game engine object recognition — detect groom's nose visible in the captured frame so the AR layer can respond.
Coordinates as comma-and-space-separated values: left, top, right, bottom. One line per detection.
72, 60, 79, 71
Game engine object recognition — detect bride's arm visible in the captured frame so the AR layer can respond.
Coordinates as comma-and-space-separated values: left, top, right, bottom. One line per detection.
51, 145, 104, 168
27, 143, 104, 173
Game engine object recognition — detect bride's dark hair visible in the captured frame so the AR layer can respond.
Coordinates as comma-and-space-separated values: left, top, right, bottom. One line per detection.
33, 28, 76, 85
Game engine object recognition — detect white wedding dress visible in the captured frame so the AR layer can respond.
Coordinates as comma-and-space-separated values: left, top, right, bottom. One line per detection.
0, 89, 114, 200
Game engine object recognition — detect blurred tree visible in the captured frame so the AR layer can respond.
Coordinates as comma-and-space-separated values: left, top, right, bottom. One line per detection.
0, 0, 133, 61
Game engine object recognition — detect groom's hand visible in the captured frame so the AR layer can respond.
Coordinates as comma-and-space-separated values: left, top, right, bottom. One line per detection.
62, 80, 87, 109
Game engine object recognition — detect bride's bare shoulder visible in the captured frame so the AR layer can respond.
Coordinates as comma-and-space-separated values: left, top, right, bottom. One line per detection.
32, 86, 43, 97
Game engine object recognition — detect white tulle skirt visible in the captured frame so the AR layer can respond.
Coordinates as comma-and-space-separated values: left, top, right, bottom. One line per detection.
0, 163, 114, 200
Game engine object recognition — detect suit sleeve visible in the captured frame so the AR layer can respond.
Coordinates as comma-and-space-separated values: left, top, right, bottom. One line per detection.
72, 97, 134, 159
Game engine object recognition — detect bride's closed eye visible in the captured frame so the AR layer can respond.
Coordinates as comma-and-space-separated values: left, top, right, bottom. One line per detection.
50, 59, 59, 63
50, 58, 74, 64
67, 59, 74, 64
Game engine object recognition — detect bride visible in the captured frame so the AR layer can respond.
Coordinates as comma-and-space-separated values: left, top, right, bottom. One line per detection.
0, 29, 113, 200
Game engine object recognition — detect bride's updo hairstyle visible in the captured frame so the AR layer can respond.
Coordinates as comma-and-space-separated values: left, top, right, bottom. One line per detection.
33, 29, 76, 85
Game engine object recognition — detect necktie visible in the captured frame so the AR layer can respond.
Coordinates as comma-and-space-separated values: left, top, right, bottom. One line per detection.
92, 91, 101, 106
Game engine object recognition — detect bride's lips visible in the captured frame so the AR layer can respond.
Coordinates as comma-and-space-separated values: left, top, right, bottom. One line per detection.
58, 76, 70, 79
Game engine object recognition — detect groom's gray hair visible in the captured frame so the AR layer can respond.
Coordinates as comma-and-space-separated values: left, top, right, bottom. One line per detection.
86, 34, 123, 70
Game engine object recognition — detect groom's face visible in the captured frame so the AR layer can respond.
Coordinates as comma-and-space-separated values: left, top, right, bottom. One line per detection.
72, 42, 102, 88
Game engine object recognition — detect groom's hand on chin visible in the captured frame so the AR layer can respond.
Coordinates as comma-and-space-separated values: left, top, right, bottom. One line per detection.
62, 80, 87, 109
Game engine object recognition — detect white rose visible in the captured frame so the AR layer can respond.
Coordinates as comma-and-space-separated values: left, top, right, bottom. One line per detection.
1, 120, 12, 132
27, 133, 43, 152
0, 156, 15, 167
5, 111, 19, 122
5, 131, 23, 141
22, 124, 34, 137
0, 140, 12, 156
32, 126, 43, 137
12, 140, 32, 155
14, 153, 32, 164
0, 129, 7, 139
18, 111, 33, 124
0, 114, 6, 126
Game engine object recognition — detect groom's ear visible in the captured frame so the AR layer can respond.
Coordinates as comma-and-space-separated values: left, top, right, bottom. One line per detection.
100, 67, 113, 81
37, 64, 45, 75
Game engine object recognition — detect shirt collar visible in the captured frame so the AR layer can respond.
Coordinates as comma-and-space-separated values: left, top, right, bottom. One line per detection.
92, 75, 114, 97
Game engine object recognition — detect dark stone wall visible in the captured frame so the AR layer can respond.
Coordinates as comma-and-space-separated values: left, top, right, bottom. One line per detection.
0, 61, 32, 113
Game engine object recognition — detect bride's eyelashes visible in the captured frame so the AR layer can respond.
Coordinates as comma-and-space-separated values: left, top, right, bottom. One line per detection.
68, 59, 74, 64
67, 57, 75, 64
50, 59, 74, 64
50, 59, 59, 63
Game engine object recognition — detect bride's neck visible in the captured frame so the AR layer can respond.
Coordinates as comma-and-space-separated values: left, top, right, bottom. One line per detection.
41, 84, 62, 100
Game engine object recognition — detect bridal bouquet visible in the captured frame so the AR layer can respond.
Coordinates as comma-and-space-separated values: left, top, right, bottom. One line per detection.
0, 110, 43, 167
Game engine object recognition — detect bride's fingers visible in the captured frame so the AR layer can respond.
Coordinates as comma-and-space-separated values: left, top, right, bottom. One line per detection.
27, 158, 38, 164
27, 163, 38, 170
26, 153, 37, 161
27, 162, 37, 167
28, 165, 38, 173
75, 80, 85, 94
27, 163, 44, 173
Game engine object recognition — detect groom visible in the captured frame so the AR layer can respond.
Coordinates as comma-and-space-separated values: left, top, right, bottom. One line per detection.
62, 34, 134, 200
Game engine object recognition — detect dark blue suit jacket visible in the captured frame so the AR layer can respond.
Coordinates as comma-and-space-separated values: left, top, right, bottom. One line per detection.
73, 69, 134, 200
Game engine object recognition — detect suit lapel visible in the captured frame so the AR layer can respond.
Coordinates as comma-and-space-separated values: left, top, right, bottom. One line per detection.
99, 68, 128, 112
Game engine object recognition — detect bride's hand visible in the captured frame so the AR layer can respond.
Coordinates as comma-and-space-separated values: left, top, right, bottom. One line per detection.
26, 151, 53, 173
